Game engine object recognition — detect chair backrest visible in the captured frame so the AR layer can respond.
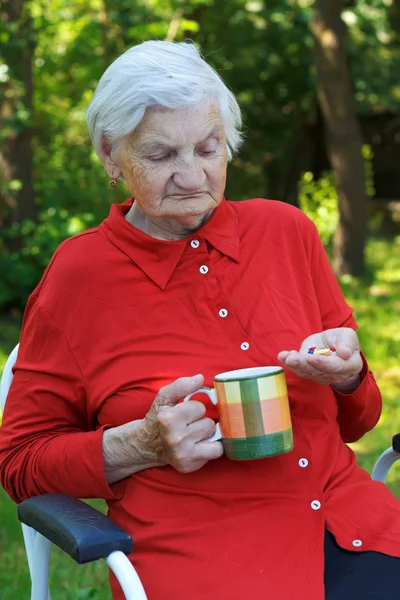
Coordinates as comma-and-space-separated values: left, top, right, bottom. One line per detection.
0, 343, 44, 591
0, 343, 19, 412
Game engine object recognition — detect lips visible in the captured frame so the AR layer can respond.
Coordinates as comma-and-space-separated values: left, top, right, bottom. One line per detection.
172, 192, 207, 198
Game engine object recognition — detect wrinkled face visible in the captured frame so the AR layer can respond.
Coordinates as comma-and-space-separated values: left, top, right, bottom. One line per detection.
107, 102, 228, 229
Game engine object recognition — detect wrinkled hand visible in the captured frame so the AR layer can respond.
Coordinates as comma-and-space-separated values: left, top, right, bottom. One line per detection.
278, 328, 363, 391
137, 374, 223, 473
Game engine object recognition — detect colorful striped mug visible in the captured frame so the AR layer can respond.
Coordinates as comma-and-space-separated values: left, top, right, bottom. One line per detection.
184, 366, 293, 460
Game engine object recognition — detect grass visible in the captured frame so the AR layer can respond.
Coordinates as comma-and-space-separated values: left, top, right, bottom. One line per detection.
340, 236, 400, 495
0, 492, 110, 600
1, 235, 400, 597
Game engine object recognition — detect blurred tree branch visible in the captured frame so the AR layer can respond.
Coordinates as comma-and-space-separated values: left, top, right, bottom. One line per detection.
165, 7, 184, 42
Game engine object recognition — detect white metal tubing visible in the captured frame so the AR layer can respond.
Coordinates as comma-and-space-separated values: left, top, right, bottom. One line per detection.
106, 551, 148, 600
22, 523, 37, 579
31, 533, 51, 600
1, 345, 51, 600
0, 343, 19, 411
371, 447, 400, 483
22, 525, 51, 599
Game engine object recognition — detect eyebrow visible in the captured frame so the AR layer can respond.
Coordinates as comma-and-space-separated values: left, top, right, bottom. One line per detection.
202, 124, 225, 141
140, 124, 225, 154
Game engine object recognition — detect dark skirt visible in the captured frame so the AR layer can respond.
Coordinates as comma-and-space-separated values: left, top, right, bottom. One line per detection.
325, 530, 400, 598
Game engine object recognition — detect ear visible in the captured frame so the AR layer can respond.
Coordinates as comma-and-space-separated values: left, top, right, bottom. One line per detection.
101, 134, 122, 179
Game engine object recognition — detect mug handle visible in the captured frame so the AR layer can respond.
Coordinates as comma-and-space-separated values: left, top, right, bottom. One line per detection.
183, 386, 222, 443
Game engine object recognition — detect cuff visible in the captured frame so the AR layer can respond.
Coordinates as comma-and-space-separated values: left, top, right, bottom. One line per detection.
332, 352, 369, 412
35, 426, 128, 501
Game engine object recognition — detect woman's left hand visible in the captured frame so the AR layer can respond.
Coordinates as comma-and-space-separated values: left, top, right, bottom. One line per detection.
278, 327, 363, 391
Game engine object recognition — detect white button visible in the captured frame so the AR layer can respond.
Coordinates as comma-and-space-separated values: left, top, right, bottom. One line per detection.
352, 539, 362, 547
311, 500, 321, 511
199, 265, 208, 274
219, 308, 228, 318
299, 458, 309, 468
240, 342, 250, 351
191, 240, 200, 248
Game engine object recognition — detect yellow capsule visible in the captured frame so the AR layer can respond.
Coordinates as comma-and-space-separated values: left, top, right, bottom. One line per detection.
314, 348, 331, 356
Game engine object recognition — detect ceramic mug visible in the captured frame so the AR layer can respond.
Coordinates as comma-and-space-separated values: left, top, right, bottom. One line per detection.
184, 366, 293, 460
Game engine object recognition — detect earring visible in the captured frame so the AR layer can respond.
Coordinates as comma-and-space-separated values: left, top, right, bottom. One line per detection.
109, 179, 117, 189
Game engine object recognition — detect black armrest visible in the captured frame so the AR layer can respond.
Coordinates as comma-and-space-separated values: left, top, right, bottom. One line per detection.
17, 493, 133, 564
393, 434, 400, 453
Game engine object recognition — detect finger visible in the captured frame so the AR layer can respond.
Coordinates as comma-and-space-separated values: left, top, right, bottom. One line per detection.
304, 352, 363, 387
283, 352, 342, 379
157, 401, 206, 435
278, 350, 291, 363
281, 350, 301, 368
186, 417, 218, 442
172, 400, 208, 424
155, 374, 205, 408
333, 328, 359, 360
309, 353, 362, 377
299, 335, 324, 353
305, 354, 346, 373
279, 351, 318, 378
194, 440, 224, 461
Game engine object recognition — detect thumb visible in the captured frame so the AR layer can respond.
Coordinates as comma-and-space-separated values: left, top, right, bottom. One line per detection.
155, 374, 205, 408
335, 328, 358, 361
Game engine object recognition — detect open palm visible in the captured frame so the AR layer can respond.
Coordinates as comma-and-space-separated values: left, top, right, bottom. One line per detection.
278, 327, 363, 389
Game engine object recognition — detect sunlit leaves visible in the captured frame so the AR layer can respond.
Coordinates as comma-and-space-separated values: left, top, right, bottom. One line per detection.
1, 0, 400, 307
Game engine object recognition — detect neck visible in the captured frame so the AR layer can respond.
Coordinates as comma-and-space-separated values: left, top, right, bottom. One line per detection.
125, 202, 213, 241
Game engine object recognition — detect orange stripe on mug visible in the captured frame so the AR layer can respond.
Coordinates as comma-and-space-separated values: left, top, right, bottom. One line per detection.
260, 396, 292, 434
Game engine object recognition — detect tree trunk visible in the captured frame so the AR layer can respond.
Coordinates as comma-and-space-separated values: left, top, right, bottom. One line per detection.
0, 0, 35, 232
311, 0, 367, 276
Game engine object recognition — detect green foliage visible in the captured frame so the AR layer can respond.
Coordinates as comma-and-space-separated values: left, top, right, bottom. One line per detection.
298, 170, 338, 247
299, 145, 375, 248
345, 0, 400, 113
363, 143, 376, 198
0, 208, 97, 308
1, 0, 400, 309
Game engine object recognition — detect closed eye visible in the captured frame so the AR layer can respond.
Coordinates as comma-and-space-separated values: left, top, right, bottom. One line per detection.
198, 147, 217, 156
148, 153, 173, 162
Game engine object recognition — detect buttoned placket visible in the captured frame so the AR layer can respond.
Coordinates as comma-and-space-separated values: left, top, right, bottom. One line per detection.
194, 255, 256, 355
189, 239, 209, 277
189, 235, 330, 560
189, 239, 249, 355
297, 455, 323, 517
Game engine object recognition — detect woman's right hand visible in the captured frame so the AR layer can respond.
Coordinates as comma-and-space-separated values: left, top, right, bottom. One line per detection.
137, 374, 223, 473
102, 375, 223, 484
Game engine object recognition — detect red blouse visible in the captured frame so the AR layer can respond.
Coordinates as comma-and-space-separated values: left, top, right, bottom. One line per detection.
1, 198, 399, 600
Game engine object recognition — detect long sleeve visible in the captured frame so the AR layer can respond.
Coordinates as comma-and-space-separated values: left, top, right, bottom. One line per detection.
0, 295, 123, 503
332, 352, 382, 443
307, 220, 382, 443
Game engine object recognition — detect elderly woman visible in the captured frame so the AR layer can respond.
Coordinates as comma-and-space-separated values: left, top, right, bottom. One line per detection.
1, 40, 400, 600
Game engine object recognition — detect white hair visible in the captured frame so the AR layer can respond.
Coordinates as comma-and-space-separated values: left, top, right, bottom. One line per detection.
86, 40, 243, 162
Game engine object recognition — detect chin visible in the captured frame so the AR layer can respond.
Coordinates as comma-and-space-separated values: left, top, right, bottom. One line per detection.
179, 205, 215, 222
178, 194, 219, 214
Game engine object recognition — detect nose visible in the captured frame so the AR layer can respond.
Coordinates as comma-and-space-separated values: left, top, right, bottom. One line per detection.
172, 156, 206, 191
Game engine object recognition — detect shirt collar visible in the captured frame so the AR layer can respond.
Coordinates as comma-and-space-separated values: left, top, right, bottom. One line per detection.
101, 197, 240, 289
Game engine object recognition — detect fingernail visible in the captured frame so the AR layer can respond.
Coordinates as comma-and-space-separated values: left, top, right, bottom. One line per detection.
192, 374, 202, 382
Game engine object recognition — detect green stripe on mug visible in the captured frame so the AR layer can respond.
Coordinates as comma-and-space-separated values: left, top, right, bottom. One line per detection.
239, 378, 265, 437
222, 429, 294, 460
